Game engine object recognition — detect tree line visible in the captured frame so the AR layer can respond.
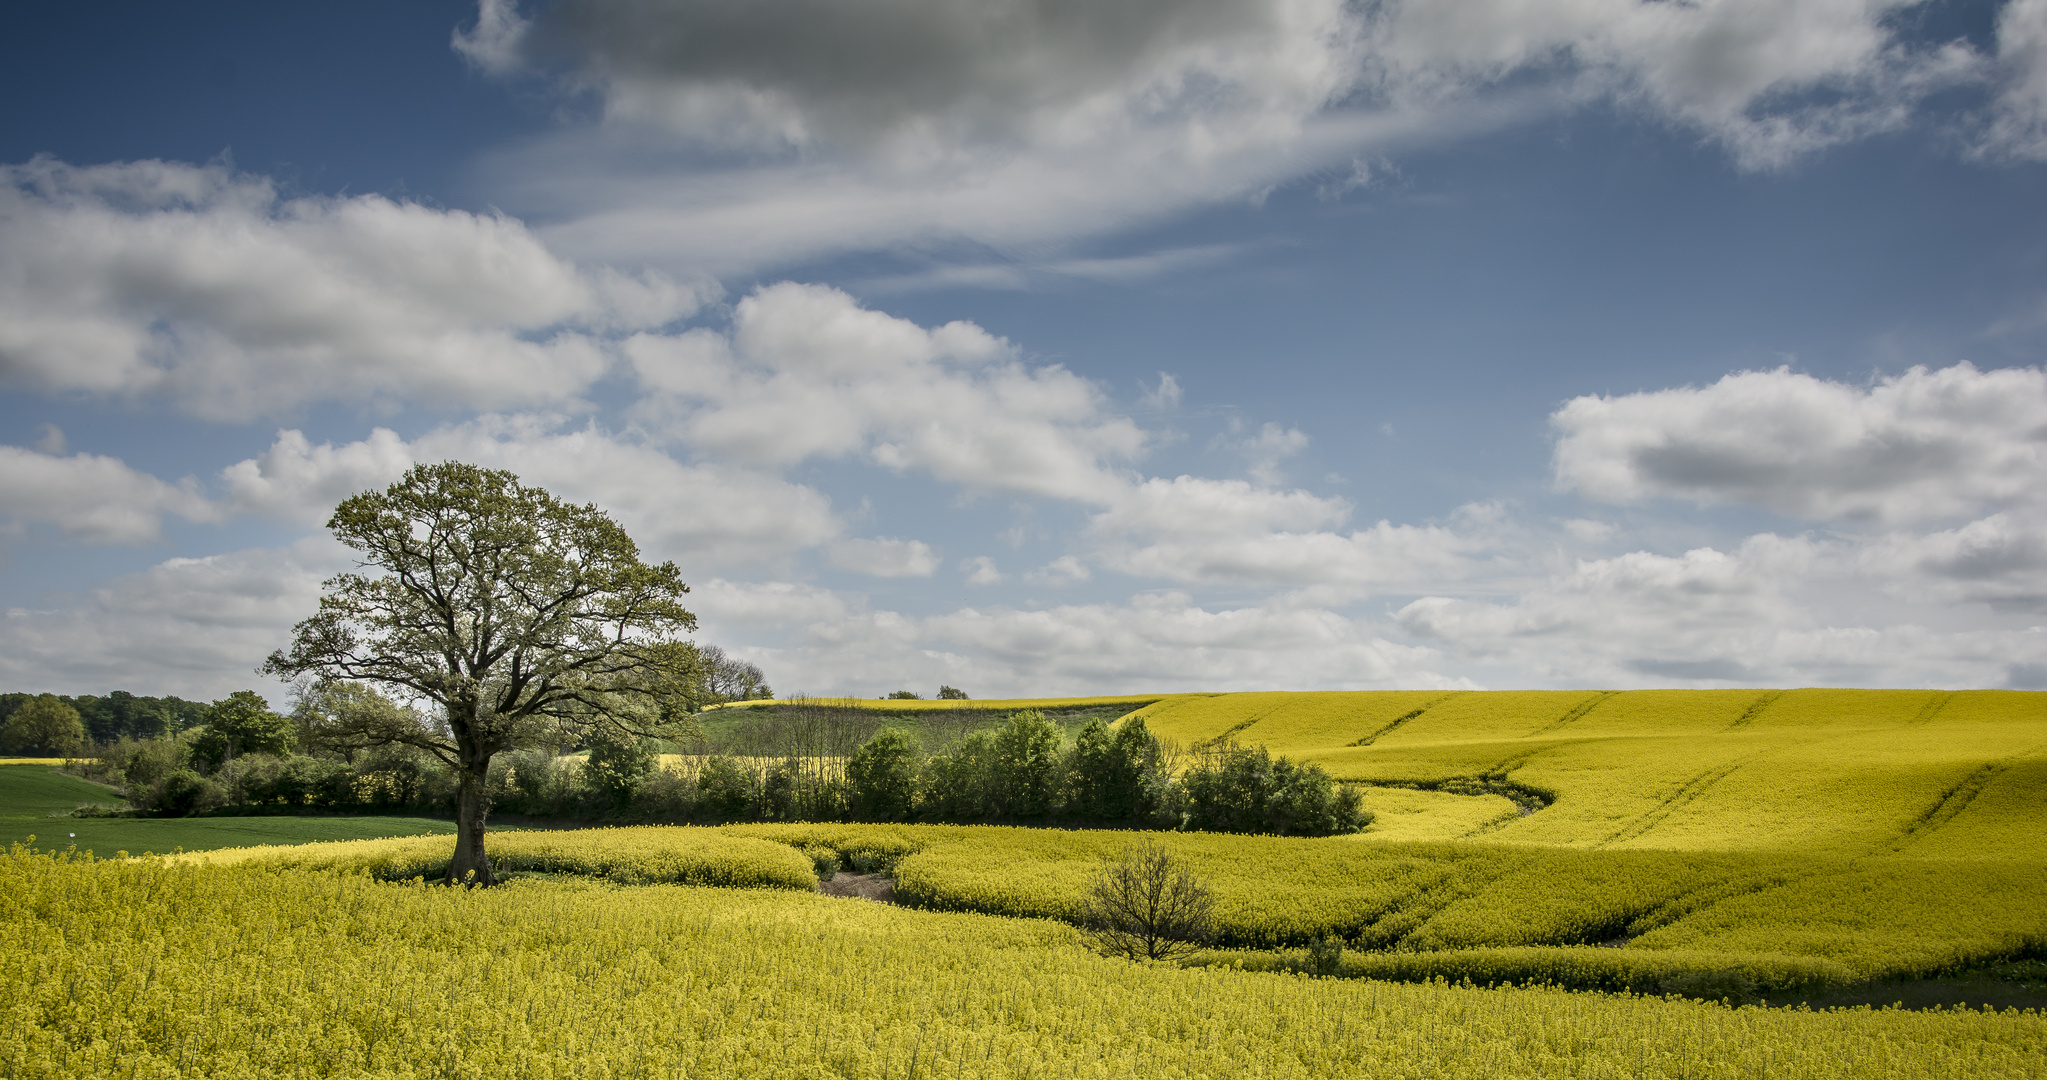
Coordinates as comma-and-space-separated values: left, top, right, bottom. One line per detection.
0, 691, 209, 753
59, 691, 1367, 838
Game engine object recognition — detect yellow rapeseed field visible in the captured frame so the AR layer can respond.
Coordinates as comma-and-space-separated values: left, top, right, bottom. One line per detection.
6, 845, 2044, 1079
1126, 689, 2047, 856
191, 826, 818, 890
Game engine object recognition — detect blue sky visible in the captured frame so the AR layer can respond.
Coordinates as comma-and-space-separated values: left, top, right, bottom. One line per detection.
3, 0, 2046, 699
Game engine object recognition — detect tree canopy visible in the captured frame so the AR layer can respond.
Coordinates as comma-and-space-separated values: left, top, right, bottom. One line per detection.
263, 462, 703, 884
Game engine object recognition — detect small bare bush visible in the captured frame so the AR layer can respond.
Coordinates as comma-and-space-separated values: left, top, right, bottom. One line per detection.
1080, 841, 1215, 963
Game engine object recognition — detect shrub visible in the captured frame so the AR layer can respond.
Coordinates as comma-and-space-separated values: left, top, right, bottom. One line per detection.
1180, 742, 1368, 836
585, 737, 658, 810
1080, 841, 1215, 963
146, 769, 223, 817
847, 728, 920, 822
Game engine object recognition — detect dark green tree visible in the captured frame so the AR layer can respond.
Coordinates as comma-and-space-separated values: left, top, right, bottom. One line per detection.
1180, 742, 1367, 836
583, 735, 658, 811
1062, 717, 1170, 824
262, 462, 704, 886
191, 690, 295, 770
0, 694, 85, 757
988, 709, 1060, 820
846, 727, 920, 821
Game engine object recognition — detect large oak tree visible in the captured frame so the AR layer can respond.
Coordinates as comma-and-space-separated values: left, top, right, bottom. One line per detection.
263, 462, 702, 885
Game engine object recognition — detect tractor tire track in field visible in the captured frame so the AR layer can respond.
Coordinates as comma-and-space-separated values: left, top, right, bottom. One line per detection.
1889, 761, 2005, 853
1596, 758, 1752, 849
1347, 692, 1464, 747
1527, 690, 1621, 737
1908, 691, 1957, 725
1725, 690, 1784, 730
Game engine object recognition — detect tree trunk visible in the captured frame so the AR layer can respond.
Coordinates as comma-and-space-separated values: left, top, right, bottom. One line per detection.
448, 756, 497, 887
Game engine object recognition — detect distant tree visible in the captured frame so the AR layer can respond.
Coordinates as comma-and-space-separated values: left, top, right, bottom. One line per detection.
935, 685, 968, 700
1080, 841, 1215, 963
885, 690, 922, 700
262, 462, 704, 886
699, 645, 774, 702
846, 728, 920, 821
583, 735, 658, 810
190, 691, 295, 770
1061, 717, 1170, 824
1180, 742, 1367, 836
0, 695, 85, 757
988, 710, 1060, 820
916, 732, 994, 820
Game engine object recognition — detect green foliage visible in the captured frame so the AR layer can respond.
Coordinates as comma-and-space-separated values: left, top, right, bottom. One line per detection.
261, 461, 705, 885
189, 690, 295, 771
1063, 717, 1172, 824
988, 709, 1060, 820
1181, 742, 1367, 836
846, 728, 920, 821
884, 690, 922, 700
0, 694, 85, 757
914, 732, 988, 819
145, 769, 223, 817
583, 736, 658, 809
696, 755, 755, 819
936, 685, 968, 699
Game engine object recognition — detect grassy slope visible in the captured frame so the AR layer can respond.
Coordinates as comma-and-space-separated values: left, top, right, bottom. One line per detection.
0, 764, 455, 854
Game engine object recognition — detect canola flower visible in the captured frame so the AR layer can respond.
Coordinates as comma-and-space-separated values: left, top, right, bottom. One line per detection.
4, 844, 2043, 1080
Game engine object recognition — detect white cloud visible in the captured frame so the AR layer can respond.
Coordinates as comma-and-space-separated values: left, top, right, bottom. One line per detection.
828, 537, 941, 578
1142, 373, 1184, 412
1030, 555, 1093, 586
1218, 420, 1310, 485
962, 556, 1004, 586
463, 0, 1994, 275
1984, 0, 2047, 158
1551, 363, 2047, 523
0, 157, 705, 419
0, 538, 347, 699
711, 587, 1469, 697
1087, 476, 1504, 589
1396, 530, 2047, 688
221, 417, 842, 566
627, 282, 1147, 503
0, 445, 218, 544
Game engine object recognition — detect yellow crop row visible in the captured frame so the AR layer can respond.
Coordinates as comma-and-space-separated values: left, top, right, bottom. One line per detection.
5, 846, 2044, 1079
189, 826, 817, 890
710, 822, 2047, 984
1127, 689, 2047, 857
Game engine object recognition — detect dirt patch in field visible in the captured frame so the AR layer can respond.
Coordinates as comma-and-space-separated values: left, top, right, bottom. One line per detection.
819, 872, 897, 904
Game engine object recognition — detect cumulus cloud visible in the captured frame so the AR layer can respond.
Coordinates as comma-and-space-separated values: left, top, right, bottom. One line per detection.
0, 538, 347, 698
221, 417, 842, 566
1087, 476, 1505, 588
962, 556, 1004, 586
627, 282, 1146, 503
1552, 363, 2047, 523
0, 445, 218, 544
1397, 530, 2047, 688
0, 157, 705, 418
828, 537, 940, 578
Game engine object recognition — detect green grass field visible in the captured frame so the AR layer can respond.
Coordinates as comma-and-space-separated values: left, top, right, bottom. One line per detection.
0, 764, 456, 854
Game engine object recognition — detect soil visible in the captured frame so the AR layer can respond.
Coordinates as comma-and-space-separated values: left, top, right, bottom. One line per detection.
819, 871, 897, 903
